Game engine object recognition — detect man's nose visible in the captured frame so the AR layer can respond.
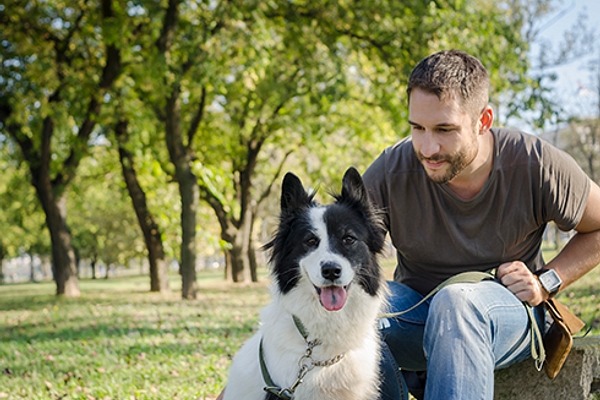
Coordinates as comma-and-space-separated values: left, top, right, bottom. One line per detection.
420, 131, 440, 158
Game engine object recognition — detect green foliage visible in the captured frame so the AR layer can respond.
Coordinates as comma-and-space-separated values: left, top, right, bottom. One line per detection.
0, 146, 49, 259
0, 0, 115, 167
68, 144, 146, 266
0, 0, 572, 285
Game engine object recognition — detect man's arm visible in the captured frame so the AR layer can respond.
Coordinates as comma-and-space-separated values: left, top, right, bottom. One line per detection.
498, 179, 600, 306
547, 178, 600, 287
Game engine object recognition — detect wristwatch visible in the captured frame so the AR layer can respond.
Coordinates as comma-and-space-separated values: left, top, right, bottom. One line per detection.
533, 268, 562, 297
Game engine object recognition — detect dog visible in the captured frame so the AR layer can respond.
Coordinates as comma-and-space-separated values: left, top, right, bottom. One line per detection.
222, 167, 387, 400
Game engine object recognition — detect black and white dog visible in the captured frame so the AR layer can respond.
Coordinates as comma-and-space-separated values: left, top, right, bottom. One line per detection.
223, 167, 387, 400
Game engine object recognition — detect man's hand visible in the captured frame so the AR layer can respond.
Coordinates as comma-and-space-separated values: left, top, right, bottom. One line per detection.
497, 261, 547, 306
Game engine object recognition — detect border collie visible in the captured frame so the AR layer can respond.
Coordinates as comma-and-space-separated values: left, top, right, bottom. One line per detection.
222, 167, 387, 400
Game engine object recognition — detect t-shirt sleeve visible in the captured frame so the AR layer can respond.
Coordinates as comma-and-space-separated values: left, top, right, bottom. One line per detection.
541, 142, 591, 231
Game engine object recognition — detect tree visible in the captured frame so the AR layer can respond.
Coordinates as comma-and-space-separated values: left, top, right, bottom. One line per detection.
69, 144, 146, 281
0, 0, 123, 296
500, 0, 596, 130
0, 0, 564, 291
554, 51, 600, 183
0, 143, 51, 282
194, 0, 550, 283
194, 3, 351, 282
114, 117, 170, 292
124, 0, 237, 298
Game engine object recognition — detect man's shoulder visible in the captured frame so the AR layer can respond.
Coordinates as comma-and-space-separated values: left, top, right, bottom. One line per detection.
493, 127, 543, 147
378, 136, 419, 172
492, 127, 547, 166
363, 136, 422, 193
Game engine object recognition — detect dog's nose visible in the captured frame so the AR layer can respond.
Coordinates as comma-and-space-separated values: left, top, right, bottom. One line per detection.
321, 262, 342, 281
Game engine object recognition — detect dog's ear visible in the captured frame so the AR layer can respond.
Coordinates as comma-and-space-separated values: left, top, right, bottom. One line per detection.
340, 167, 386, 254
340, 167, 369, 208
281, 172, 312, 215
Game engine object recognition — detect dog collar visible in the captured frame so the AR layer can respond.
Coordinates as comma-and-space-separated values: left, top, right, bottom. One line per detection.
260, 315, 345, 399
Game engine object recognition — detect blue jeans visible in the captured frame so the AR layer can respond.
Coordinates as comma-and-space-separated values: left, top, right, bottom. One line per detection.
377, 280, 544, 400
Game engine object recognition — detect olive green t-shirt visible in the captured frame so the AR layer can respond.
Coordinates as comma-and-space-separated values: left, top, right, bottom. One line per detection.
363, 128, 591, 295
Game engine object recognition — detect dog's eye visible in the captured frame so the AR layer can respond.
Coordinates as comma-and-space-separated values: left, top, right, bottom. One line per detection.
306, 237, 319, 247
343, 236, 356, 245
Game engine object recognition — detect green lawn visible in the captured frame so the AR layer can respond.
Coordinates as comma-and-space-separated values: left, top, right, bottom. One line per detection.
0, 271, 270, 399
0, 254, 598, 399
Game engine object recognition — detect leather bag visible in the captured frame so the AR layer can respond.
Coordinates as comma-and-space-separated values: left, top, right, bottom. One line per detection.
542, 298, 585, 379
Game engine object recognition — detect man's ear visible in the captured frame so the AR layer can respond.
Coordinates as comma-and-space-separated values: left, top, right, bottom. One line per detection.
478, 106, 494, 134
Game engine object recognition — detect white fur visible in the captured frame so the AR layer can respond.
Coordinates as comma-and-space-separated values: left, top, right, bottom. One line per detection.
223, 207, 386, 400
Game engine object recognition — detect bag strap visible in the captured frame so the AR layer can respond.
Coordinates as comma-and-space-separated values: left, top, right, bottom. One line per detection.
545, 298, 585, 335
378, 269, 546, 371
528, 305, 545, 371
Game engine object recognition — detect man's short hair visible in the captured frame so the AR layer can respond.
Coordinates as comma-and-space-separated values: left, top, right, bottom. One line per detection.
407, 50, 489, 121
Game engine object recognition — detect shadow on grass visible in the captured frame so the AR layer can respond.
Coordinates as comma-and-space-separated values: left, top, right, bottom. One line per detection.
1, 315, 258, 346
0, 273, 268, 347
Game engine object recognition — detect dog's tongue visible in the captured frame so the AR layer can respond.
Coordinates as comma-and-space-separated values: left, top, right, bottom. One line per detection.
319, 286, 347, 311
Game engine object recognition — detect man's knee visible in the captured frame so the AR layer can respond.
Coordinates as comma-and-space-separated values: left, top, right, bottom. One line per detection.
425, 284, 489, 340
429, 284, 483, 317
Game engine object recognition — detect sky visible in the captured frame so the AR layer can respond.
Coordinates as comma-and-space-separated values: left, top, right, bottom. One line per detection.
533, 0, 600, 117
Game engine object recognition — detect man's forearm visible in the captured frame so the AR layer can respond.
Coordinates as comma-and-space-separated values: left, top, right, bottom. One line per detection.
547, 229, 600, 290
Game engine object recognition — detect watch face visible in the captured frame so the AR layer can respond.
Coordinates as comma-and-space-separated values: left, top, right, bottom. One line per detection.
540, 269, 562, 293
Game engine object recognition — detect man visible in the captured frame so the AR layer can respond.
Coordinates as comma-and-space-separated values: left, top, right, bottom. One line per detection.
364, 49, 600, 399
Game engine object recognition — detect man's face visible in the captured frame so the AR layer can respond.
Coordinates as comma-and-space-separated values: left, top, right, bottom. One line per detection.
408, 89, 480, 184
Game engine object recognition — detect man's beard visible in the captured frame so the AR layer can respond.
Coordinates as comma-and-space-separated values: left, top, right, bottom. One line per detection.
417, 144, 477, 184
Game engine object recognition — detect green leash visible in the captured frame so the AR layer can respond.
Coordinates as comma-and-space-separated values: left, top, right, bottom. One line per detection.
379, 269, 546, 372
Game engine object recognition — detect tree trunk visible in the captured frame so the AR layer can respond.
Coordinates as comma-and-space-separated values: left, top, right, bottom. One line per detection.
41, 255, 52, 280
249, 239, 258, 282
165, 91, 199, 299
115, 119, 170, 293
37, 187, 80, 296
91, 257, 97, 280
177, 166, 199, 298
226, 235, 258, 283
223, 208, 256, 283
224, 250, 232, 281
29, 253, 36, 282
0, 244, 4, 284
228, 244, 247, 283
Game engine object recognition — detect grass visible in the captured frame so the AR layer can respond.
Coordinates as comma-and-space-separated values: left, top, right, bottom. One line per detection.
0, 271, 270, 399
0, 253, 599, 399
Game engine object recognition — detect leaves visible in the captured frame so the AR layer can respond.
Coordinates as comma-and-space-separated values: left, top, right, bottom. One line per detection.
0, 0, 567, 286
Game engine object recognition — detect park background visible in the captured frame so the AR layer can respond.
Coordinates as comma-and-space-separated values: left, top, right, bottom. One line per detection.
1, 0, 600, 398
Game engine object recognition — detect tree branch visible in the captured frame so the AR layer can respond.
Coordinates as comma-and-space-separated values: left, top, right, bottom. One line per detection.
256, 150, 294, 207
186, 86, 207, 150
155, 0, 180, 54
52, 0, 122, 189
199, 184, 233, 242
